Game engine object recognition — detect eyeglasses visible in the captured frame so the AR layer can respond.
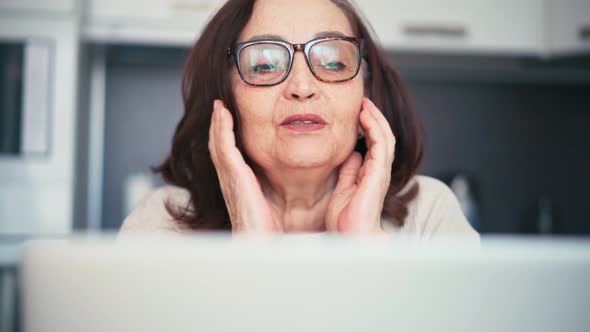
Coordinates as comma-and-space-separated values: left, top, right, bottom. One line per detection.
228, 36, 365, 87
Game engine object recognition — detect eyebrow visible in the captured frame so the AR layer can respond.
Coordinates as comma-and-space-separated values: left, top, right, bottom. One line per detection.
245, 31, 348, 43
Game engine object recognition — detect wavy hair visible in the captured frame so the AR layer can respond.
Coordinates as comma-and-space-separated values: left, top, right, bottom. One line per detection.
154, 0, 424, 230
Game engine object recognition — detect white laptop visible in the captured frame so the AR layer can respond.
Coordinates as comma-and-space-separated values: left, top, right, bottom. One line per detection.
20, 234, 590, 332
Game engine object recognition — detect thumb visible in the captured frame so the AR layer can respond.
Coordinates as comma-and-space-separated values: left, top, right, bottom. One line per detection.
334, 151, 362, 194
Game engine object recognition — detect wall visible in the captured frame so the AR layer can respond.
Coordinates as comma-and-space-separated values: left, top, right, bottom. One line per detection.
409, 80, 590, 233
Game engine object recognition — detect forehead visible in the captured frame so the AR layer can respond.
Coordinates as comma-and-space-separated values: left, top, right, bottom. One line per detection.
238, 0, 355, 43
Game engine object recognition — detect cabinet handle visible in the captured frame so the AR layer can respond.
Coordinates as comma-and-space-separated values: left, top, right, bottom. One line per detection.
170, 1, 213, 12
402, 24, 467, 39
580, 25, 590, 41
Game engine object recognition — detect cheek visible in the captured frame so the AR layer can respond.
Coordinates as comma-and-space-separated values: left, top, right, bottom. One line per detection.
233, 85, 276, 143
331, 81, 364, 132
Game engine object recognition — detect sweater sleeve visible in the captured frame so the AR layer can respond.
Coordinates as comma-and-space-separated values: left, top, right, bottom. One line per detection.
117, 186, 190, 239
393, 176, 480, 243
420, 177, 480, 241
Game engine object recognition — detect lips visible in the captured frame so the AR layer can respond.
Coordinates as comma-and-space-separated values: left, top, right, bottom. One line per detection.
280, 114, 327, 126
279, 114, 327, 133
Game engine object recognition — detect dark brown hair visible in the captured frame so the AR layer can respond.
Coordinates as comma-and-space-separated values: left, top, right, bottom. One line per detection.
155, 0, 424, 230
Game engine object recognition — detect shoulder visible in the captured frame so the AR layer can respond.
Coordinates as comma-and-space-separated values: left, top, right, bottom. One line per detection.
118, 185, 191, 237
394, 175, 454, 211
413, 175, 454, 200
388, 175, 480, 241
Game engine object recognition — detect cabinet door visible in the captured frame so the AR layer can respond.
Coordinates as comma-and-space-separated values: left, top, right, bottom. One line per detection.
84, 0, 223, 46
548, 0, 590, 56
358, 0, 544, 55
0, 0, 76, 15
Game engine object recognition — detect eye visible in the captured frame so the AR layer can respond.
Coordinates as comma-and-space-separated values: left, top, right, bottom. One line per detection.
250, 63, 284, 74
321, 61, 346, 70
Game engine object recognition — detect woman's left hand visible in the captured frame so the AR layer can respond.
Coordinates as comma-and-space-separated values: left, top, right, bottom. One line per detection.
325, 98, 396, 235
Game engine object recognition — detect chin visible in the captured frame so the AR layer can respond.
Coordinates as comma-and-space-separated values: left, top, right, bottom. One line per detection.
278, 146, 338, 169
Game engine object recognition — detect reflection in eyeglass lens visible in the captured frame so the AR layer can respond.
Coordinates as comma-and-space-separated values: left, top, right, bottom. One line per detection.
310, 40, 358, 80
241, 44, 289, 84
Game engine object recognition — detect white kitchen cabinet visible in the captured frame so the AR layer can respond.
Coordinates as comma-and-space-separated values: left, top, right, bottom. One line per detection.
84, 0, 224, 46
81, 0, 590, 58
0, 0, 76, 15
357, 0, 545, 56
547, 0, 590, 56
0, 13, 80, 235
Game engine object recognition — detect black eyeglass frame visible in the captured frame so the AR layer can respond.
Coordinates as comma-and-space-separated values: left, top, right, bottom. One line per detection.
227, 36, 365, 87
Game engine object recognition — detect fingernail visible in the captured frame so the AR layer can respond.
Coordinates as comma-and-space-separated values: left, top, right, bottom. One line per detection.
213, 100, 219, 112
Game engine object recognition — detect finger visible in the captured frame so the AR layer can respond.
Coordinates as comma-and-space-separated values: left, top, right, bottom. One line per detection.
214, 100, 235, 149
363, 98, 396, 160
359, 103, 388, 165
209, 100, 229, 163
334, 151, 362, 194
210, 100, 246, 171
208, 100, 219, 162
214, 101, 248, 168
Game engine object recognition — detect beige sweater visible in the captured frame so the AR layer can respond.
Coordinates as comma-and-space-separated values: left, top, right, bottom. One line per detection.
119, 175, 479, 241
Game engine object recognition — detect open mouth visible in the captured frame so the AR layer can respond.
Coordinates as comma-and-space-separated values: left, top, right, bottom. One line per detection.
279, 114, 327, 132
280, 114, 327, 126
288, 120, 320, 125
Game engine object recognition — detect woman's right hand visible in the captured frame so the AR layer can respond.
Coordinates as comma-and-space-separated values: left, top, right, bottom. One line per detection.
208, 100, 283, 233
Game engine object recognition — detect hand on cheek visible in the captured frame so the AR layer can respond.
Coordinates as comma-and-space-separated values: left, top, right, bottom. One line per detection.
325, 97, 396, 235
209, 100, 282, 233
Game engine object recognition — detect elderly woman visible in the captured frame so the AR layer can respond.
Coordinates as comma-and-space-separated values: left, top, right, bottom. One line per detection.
120, 0, 478, 240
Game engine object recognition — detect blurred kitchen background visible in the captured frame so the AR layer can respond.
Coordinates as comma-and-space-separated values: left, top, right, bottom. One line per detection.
1, 0, 590, 330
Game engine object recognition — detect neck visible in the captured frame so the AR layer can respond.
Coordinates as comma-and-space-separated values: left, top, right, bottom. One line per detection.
256, 165, 338, 233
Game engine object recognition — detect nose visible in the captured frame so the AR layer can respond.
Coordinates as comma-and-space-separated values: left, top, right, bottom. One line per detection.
283, 52, 318, 101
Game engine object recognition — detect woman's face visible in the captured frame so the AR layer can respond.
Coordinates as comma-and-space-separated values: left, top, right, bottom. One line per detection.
232, 0, 364, 171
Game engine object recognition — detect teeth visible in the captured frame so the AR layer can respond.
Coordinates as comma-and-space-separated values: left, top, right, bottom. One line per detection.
289, 120, 317, 125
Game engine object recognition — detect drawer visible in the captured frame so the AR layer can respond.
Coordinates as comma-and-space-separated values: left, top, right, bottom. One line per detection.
0, 180, 72, 235
548, 0, 590, 56
358, 0, 544, 55
0, 0, 76, 15
84, 0, 224, 45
